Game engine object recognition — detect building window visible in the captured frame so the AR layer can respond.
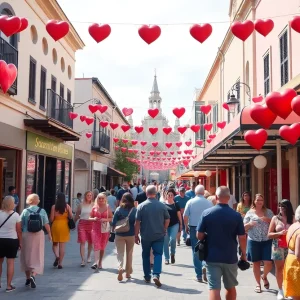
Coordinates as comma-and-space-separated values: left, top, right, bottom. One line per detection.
40, 66, 47, 108
60, 83, 64, 99
264, 53, 270, 96
213, 104, 218, 132
280, 30, 289, 86
67, 89, 71, 103
28, 56, 36, 102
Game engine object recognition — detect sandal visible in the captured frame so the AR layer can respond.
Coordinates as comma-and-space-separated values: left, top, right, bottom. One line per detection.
254, 285, 262, 293
80, 261, 85, 267
261, 276, 270, 289
6, 285, 16, 293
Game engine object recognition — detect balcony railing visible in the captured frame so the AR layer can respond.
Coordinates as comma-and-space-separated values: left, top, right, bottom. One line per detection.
47, 89, 73, 128
0, 36, 18, 95
92, 131, 111, 154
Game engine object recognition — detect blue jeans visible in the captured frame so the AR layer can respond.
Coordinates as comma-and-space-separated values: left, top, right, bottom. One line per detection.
164, 223, 179, 260
141, 237, 164, 280
181, 215, 187, 240
189, 226, 203, 279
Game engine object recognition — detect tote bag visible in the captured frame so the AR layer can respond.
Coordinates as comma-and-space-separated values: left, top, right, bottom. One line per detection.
101, 206, 111, 233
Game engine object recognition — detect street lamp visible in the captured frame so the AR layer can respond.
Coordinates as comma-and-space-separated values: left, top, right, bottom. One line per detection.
227, 94, 240, 115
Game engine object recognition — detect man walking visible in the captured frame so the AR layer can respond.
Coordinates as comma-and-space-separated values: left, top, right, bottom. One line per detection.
116, 182, 132, 206
197, 186, 247, 300
135, 185, 170, 287
183, 185, 212, 282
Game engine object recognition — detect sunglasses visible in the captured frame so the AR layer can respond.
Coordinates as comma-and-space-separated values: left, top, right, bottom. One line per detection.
279, 204, 286, 208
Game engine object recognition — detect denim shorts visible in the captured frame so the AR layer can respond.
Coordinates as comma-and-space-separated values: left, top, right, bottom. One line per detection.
247, 239, 272, 262
206, 262, 238, 290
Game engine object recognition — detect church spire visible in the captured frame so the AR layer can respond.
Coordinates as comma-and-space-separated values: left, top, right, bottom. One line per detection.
149, 70, 162, 109
151, 70, 159, 94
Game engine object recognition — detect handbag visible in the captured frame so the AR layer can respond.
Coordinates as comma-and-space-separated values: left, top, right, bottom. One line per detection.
115, 208, 134, 233
195, 235, 208, 261
68, 218, 76, 230
101, 206, 111, 233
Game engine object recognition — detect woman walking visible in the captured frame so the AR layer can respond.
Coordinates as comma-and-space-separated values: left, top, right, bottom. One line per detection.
74, 191, 94, 266
237, 192, 252, 218
268, 199, 294, 300
244, 194, 273, 293
50, 193, 72, 269
20, 194, 51, 289
112, 193, 136, 281
163, 188, 182, 264
90, 193, 113, 270
0, 196, 22, 292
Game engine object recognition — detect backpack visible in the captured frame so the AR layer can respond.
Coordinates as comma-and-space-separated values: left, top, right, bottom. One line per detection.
27, 207, 43, 233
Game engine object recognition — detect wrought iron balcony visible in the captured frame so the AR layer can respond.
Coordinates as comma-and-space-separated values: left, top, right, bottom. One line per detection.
47, 89, 73, 129
0, 36, 18, 95
92, 131, 111, 154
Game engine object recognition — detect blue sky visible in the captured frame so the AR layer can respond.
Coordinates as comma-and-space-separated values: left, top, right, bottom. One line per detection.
58, 0, 229, 125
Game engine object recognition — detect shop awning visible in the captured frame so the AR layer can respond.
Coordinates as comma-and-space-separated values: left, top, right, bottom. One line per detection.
193, 106, 300, 170
107, 167, 126, 177
176, 170, 208, 178
24, 118, 81, 141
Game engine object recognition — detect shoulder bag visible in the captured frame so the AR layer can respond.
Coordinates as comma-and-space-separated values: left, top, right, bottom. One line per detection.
0, 212, 15, 228
67, 205, 76, 230
115, 208, 134, 233
195, 234, 208, 261
101, 206, 111, 233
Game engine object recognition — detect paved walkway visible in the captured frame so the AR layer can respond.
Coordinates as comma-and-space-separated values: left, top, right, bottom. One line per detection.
1, 232, 278, 299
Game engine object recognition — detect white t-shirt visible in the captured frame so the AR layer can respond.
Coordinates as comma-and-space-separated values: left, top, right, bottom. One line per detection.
228, 195, 237, 209
0, 210, 21, 239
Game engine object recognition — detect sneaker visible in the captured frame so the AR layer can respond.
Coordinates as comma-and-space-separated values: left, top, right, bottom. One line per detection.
25, 279, 31, 287
153, 276, 162, 288
195, 277, 204, 283
165, 260, 169, 265
30, 276, 36, 289
277, 289, 284, 300
144, 278, 151, 283
6, 285, 16, 293
171, 255, 175, 264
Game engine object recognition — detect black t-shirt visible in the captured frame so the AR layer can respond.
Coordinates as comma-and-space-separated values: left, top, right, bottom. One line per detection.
136, 192, 147, 204
164, 202, 180, 227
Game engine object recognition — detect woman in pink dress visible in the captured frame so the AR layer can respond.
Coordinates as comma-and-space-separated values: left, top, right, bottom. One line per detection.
89, 193, 113, 270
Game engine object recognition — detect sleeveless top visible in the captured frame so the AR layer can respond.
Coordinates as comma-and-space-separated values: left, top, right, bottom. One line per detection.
80, 204, 93, 220
288, 227, 300, 253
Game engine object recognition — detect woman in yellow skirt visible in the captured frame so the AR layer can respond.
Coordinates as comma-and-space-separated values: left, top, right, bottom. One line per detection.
50, 193, 73, 269
283, 205, 300, 299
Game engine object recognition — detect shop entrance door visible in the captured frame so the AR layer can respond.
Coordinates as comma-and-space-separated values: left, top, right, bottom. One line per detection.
44, 157, 57, 214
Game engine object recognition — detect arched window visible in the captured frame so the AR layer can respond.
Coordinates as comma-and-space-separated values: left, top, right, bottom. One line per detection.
0, 7, 18, 48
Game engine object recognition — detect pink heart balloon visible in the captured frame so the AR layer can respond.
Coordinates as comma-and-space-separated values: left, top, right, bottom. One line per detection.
0, 61, 17, 94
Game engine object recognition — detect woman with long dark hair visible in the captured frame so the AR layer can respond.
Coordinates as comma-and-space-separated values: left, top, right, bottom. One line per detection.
237, 192, 252, 218
50, 193, 73, 269
268, 199, 294, 300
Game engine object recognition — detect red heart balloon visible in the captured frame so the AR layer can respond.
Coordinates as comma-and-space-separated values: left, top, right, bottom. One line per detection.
86, 133, 92, 139
209, 134, 216, 139
68, 112, 78, 120
177, 150, 182, 154
88, 104, 98, 114
113, 138, 119, 143
176, 142, 182, 147
184, 150, 189, 155
128, 149, 134, 153
99, 121, 109, 128
148, 108, 159, 118
206, 139, 212, 144
122, 107, 133, 117
172, 107, 186, 118
163, 127, 172, 135
244, 129, 268, 150
204, 123, 213, 131
190, 23, 213, 43
121, 147, 127, 153
252, 95, 264, 103
0, 16, 21, 37
0, 61, 17, 94
279, 123, 300, 145
185, 141, 192, 147
290, 16, 300, 33
121, 125, 131, 132
170, 151, 174, 155
88, 23, 111, 43
177, 126, 187, 134
250, 104, 277, 129
115, 146, 120, 150
152, 142, 158, 147
98, 105, 108, 113
131, 140, 138, 146
200, 105, 211, 114
265, 88, 297, 119
149, 127, 158, 135
85, 117, 94, 125
231, 20, 254, 41
165, 142, 172, 149
162, 151, 168, 156
196, 140, 203, 146
110, 122, 119, 130
150, 151, 155, 156
222, 103, 229, 110
80, 115, 86, 122
46, 20, 70, 41
141, 141, 147, 146
217, 121, 226, 129
138, 25, 161, 44
156, 151, 161, 155
190, 124, 201, 133
18, 18, 29, 33
254, 19, 274, 37
122, 139, 129, 144
291, 96, 300, 116
141, 151, 146, 154
183, 160, 189, 167
135, 126, 144, 134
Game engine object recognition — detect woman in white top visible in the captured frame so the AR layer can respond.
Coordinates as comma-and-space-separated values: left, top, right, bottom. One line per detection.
0, 196, 22, 292
74, 191, 94, 266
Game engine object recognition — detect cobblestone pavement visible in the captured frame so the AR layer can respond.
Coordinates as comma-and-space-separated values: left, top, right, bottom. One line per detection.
0, 232, 278, 299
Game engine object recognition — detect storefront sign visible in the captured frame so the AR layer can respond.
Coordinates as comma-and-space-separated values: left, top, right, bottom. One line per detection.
27, 132, 73, 160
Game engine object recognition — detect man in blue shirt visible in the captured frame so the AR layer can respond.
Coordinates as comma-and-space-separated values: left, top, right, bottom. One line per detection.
183, 185, 212, 281
116, 182, 132, 206
197, 186, 247, 300
8, 186, 19, 212
185, 182, 196, 199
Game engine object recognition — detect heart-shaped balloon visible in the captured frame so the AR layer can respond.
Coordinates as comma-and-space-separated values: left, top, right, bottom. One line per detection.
162, 151, 168, 156
131, 140, 138, 146
162, 158, 166, 161
209, 134, 216, 139
89, 104, 98, 114
138, 25, 161, 44
156, 151, 161, 155
0, 61, 17, 94
150, 151, 155, 156
290, 16, 300, 33
46, 20, 70, 41
152, 142, 159, 147
98, 105, 108, 113
252, 95, 264, 103
183, 160, 190, 167
265, 88, 297, 119
18, 18, 29, 33
204, 123, 213, 131
135, 126, 144, 134
113, 138, 119, 143
141, 141, 147, 146
121, 147, 127, 153
110, 122, 119, 130
122, 139, 129, 144
177, 126, 187, 134
217, 121, 226, 129
185, 141, 192, 147
149, 127, 158, 135
244, 129, 268, 150
115, 146, 120, 150
190, 23, 213, 43
121, 125, 131, 132
190, 124, 201, 133
200, 105, 211, 114
196, 140, 203, 147
279, 123, 300, 145
170, 151, 174, 155
141, 151, 146, 154
163, 127, 172, 135
86, 133, 92, 139
128, 149, 134, 153
254, 19, 274, 37
172, 107, 186, 118
222, 103, 229, 110
176, 142, 182, 147
250, 104, 277, 129
148, 108, 159, 118
122, 107, 133, 117
291, 96, 300, 116
80, 115, 86, 122
177, 150, 182, 154
99, 121, 109, 128
68, 112, 78, 120
85, 117, 94, 125
231, 20, 254, 41
206, 139, 212, 144
88, 23, 111, 43
0, 16, 21, 37
165, 142, 172, 149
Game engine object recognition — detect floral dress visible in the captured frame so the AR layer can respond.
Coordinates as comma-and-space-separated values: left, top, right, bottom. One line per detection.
272, 217, 289, 261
